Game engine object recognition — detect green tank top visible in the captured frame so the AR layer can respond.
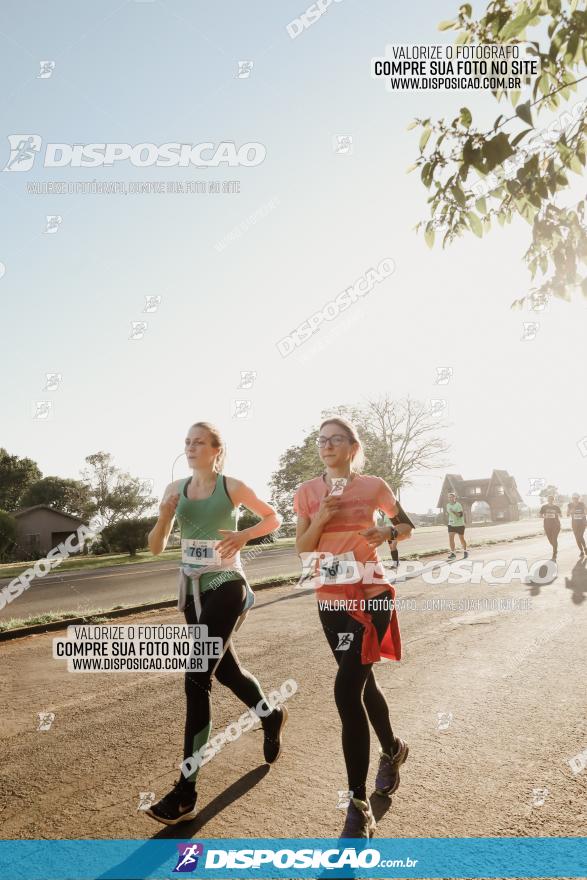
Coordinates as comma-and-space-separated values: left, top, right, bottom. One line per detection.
176, 473, 240, 593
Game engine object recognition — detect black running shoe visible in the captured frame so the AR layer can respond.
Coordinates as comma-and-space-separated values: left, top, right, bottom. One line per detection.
144, 779, 198, 826
262, 704, 288, 764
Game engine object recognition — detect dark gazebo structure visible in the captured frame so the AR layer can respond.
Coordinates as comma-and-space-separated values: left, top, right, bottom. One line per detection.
437, 470, 522, 525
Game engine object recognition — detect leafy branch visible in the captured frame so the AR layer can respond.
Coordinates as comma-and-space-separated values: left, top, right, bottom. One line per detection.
410, 0, 587, 305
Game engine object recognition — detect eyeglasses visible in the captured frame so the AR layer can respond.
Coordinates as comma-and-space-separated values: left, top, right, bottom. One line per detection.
316, 434, 349, 448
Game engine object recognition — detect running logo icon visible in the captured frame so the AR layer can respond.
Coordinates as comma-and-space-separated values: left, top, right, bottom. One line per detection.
33, 401, 52, 420
238, 370, 257, 389
143, 295, 161, 313
236, 60, 254, 78
336, 789, 353, 809
521, 321, 539, 341
129, 321, 148, 340
45, 215, 62, 234
437, 711, 453, 731
4, 135, 42, 171
43, 373, 62, 391
38, 61, 56, 79
528, 477, 546, 496
137, 791, 155, 811
173, 843, 204, 873
532, 787, 549, 807
333, 135, 353, 155
37, 712, 55, 731
435, 366, 453, 385
336, 632, 354, 651
232, 399, 252, 419
429, 398, 447, 417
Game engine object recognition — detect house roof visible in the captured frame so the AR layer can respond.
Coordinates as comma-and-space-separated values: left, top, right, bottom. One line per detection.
13, 505, 85, 524
437, 470, 522, 507
489, 470, 523, 503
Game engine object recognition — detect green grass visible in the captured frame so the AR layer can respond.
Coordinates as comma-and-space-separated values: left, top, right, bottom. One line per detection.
0, 603, 181, 633
0, 549, 175, 579
0, 608, 119, 633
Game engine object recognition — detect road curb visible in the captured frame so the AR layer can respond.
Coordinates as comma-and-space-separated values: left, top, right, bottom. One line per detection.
0, 577, 299, 643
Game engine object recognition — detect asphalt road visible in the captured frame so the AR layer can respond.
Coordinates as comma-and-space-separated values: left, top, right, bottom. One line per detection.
1, 529, 586, 844
0, 521, 548, 622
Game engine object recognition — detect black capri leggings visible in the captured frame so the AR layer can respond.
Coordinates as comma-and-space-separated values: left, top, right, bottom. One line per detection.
572, 522, 587, 553
544, 521, 560, 556
318, 591, 396, 802
182, 578, 269, 783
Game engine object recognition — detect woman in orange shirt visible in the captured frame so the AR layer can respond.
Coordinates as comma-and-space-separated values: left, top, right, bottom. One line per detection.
294, 416, 413, 839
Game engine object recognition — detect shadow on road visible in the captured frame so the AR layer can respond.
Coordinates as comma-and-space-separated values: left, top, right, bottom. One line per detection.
95, 765, 270, 879
253, 587, 312, 611
369, 792, 392, 824
523, 559, 558, 596
564, 558, 587, 604
155, 764, 271, 838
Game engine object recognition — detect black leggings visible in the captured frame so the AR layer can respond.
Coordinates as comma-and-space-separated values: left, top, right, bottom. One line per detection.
182, 578, 268, 784
544, 522, 560, 556
318, 591, 395, 802
572, 522, 587, 553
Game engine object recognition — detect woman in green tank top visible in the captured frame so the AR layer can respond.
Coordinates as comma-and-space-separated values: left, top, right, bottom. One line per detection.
145, 421, 288, 826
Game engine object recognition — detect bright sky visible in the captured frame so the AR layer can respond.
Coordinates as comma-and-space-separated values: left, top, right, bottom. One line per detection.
1, 0, 586, 515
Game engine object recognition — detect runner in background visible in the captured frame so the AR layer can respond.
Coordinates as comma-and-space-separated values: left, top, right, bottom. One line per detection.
387, 502, 416, 570
566, 493, 587, 556
388, 536, 400, 569
294, 417, 413, 839
446, 492, 468, 560
540, 494, 562, 561
144, 422, 286, 825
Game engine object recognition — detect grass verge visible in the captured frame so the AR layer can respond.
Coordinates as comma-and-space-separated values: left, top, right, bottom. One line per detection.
0, 574, 301, 633
0, 537, 294, 580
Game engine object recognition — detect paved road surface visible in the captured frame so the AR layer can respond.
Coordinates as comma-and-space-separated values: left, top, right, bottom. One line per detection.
0, 521, 549, 621
1, 531, 586, 844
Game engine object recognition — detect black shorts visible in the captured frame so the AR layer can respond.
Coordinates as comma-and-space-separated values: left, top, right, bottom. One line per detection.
448, 525, 465, 535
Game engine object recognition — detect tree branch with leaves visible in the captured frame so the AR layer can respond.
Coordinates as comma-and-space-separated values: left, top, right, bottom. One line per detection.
410, 0, 587, 306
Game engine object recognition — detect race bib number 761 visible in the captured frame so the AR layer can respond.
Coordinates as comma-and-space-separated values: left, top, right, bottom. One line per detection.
181, 539, 221, 567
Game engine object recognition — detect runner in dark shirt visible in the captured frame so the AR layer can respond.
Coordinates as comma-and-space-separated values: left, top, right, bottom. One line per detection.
567, 493, 587, 556
539, 495, 562, 561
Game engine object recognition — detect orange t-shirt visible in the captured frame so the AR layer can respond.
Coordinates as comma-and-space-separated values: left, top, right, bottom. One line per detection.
293, 473, 398, 600
294, 473, 402, 663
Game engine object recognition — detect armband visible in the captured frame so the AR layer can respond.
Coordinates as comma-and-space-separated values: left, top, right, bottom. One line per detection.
391, 502, 416, 530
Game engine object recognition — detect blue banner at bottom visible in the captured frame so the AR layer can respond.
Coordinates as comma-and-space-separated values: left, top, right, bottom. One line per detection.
0, 838, 586, 879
